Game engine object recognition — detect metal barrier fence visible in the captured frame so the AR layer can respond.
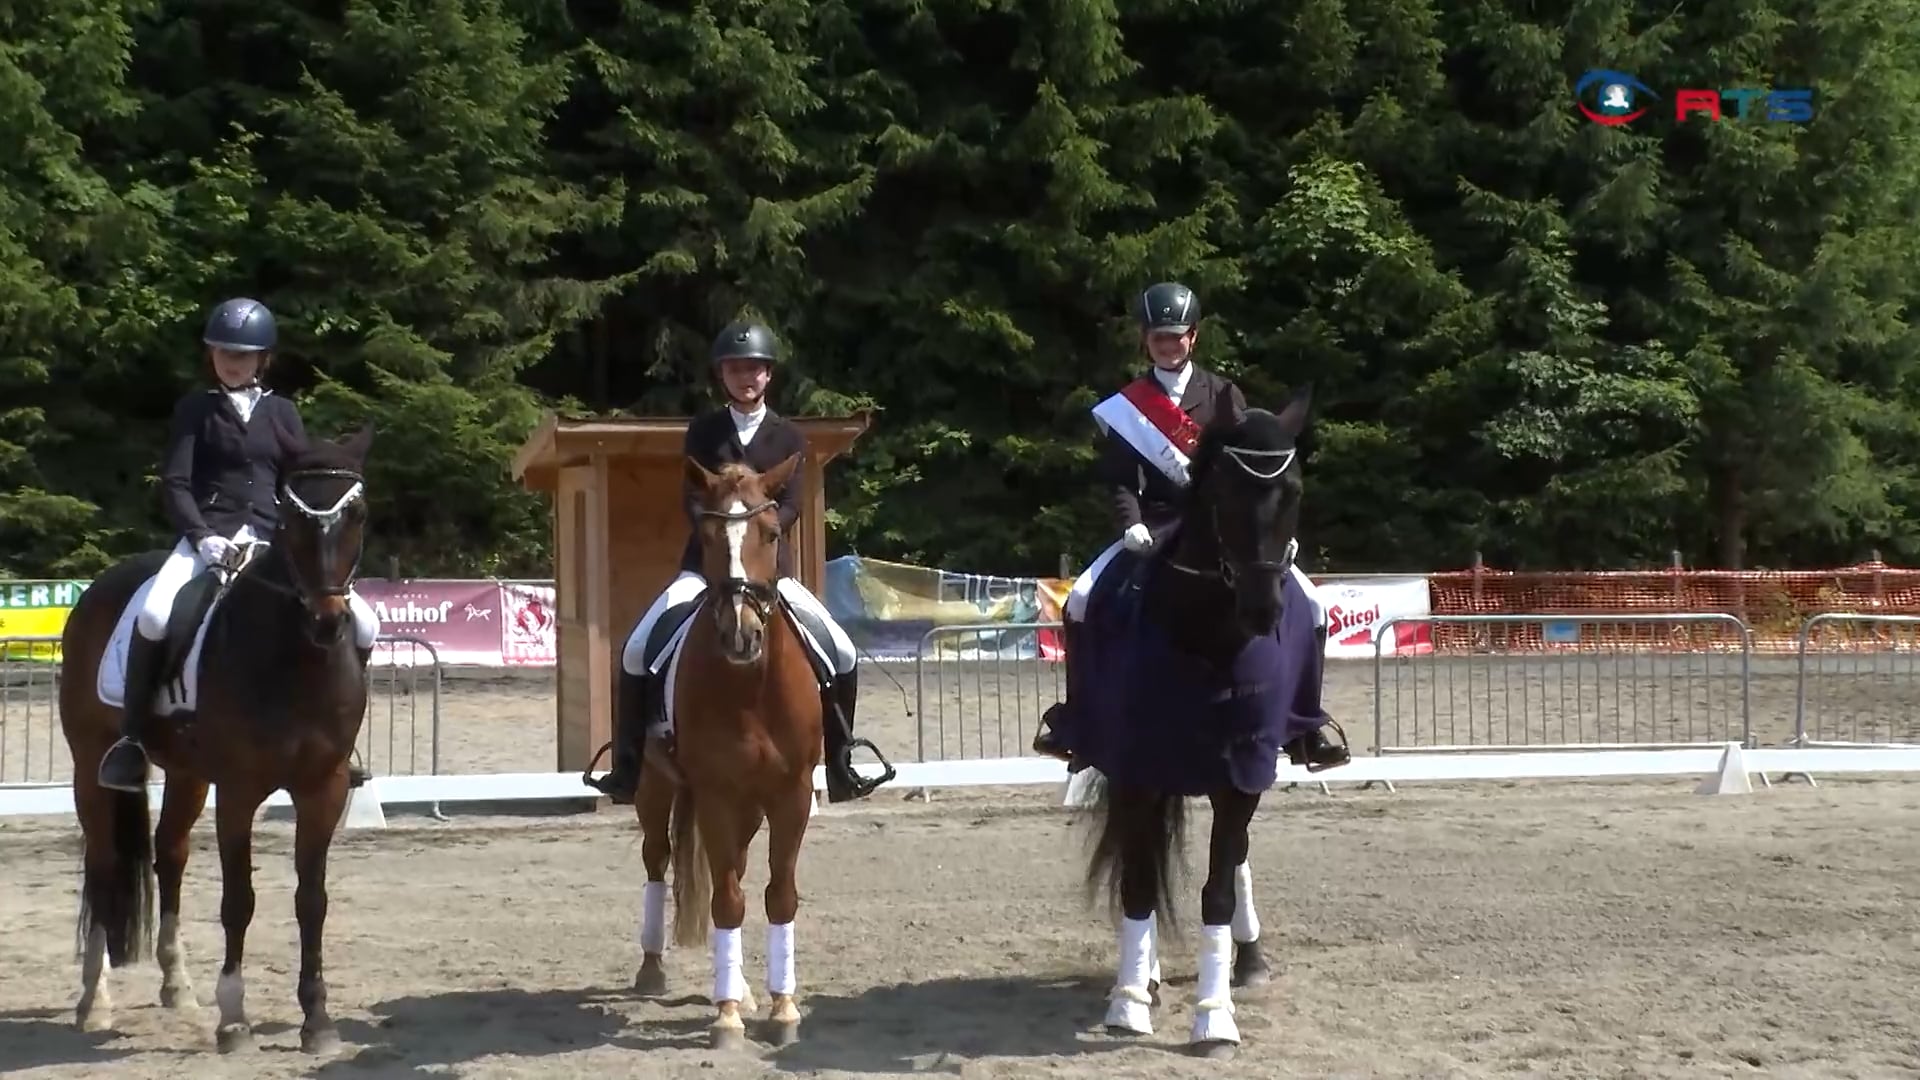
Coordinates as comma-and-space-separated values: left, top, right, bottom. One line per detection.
913, 623, 1063, 761
1373, 614, 1754, 753
0, 633, 443, 784
1794, 614, 1920, 748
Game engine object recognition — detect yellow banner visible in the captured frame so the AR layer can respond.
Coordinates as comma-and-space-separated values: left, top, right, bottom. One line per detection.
0, 580, 89, 660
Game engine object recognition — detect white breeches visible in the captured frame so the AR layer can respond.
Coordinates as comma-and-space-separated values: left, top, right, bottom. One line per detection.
774, 576, 858, 675
620, 571, 858, 677
137, 527, 381, 650
1063, 537, 1328, 629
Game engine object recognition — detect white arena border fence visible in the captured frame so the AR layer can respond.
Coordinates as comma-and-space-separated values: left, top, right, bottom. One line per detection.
4, 611, 1919, 825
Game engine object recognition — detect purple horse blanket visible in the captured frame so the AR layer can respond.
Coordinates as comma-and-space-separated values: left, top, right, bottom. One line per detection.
1054, 550, 1330, 795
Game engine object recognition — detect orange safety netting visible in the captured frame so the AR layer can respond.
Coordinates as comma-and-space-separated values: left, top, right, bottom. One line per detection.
1421, 561, 1920, 654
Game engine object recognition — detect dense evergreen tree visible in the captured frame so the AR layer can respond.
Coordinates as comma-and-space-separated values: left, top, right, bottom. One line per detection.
1, 0, 1916, 579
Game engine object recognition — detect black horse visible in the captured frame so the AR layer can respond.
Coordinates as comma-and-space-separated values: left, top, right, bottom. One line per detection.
59, 426, 376, 1055
1054, 392, 1332, 1060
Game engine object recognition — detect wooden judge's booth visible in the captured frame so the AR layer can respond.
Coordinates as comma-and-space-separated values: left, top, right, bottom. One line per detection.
510, 412, 871, 773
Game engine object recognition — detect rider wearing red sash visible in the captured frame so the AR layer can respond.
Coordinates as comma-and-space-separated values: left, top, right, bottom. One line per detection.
1032, 281, 1349, 771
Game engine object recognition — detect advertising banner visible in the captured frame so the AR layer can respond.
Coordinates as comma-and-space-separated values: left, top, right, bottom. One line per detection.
0, 580, 89, 660
357, 579, 506, 666
1316, 576, 1435, 658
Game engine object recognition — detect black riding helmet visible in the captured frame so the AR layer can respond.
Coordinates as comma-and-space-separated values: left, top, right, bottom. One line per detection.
204, 297, 278, 352
710, 320, 781, 369
1137, 282, 1200, 333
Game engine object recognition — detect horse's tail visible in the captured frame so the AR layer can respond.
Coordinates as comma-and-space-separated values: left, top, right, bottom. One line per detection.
74, 784, 156, 967
1080, 770, 1187, 935
667, 785, 709, 949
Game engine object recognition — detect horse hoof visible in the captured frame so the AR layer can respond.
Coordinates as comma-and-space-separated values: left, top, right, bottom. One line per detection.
1231, 942, 1272, 988
301, 1027, 342, 1056
76, 1008, 112, 1033
710, 1023, 748, 1052
766, 1019, 801, 1047
1190, 1039, 1238, 1061
160, 985, 199, 1011
216, 1023, 253, 1054
1148, 979, 1163, 1006
633, 964, 669, 997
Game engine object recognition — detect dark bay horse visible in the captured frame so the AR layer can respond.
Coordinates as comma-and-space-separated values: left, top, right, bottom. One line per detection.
630, 454, 823, 1050
1055, 394, 1327, 1060
58, 426, 375, 1055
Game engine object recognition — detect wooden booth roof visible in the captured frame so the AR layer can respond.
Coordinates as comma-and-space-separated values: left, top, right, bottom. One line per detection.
512, 410, 873, 493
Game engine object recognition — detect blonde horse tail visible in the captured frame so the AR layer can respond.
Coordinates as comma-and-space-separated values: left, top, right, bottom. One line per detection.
668, 785, 709, 949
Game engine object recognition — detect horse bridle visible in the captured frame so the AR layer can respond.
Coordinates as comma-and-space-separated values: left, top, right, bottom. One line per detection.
1167, 444, 1300, 586
239, 469, 368, 633
697, 498, 781, 619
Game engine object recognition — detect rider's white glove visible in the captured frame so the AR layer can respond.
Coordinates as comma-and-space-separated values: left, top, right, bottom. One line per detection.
196, 535, 236, 566
1122, 523, 1154, 553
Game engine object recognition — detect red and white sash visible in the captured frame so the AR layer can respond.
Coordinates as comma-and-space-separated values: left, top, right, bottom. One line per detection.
1091, 377, 1204, 487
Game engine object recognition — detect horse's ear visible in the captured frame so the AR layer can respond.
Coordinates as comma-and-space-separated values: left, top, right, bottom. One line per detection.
1275, 383, 1312, 438
684, 455, 721, 493
340, 422, 374, 465
758, 452, 801, 497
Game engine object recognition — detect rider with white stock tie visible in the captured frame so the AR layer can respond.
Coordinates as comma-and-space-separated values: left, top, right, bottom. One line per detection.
97, 297, 381, 794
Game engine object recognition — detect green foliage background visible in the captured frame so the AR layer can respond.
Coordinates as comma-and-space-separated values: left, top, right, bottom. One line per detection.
4, 0, 1916, 579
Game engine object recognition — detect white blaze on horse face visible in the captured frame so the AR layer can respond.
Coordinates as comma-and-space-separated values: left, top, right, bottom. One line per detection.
724, 498, 750, 650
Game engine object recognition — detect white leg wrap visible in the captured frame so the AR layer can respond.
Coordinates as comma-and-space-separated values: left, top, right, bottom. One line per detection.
1232, 861, 1260, 943
767, 921, 796, 996
1191, 924, 1240, 1045
639, 881, 667, 954
1148, 917, 1163, 984
216, 969, 248, 1030
1104, 914, 1155, 1034
711, 926, 747, 1005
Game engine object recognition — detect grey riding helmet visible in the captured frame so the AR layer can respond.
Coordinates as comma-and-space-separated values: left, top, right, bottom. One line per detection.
203, 297, 278, 352
1137, 282, 1200, 334
710, 320, 781, 370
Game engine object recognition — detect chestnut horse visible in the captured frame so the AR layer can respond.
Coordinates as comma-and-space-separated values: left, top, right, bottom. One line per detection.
629, 454, 824, 1050
57, 427, 375, 1054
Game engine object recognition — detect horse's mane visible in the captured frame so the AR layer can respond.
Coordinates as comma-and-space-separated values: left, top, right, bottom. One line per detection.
290, 439, 363, 474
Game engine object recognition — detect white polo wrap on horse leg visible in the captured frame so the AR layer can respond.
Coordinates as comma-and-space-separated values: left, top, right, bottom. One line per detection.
1232, 860, 1260, 943
347, 589, 381, 650
638, 881, 667, 955
1147, 915, 1163, 984
1191, 924, 1240, 1045
711, 926, 747, 1005
1104, 914, 1155, 1034
767, 921, 796, 996
773, 577, 857, 674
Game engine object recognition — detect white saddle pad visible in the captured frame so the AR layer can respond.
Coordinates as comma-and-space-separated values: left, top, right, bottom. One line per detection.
96, 575, 228, 715
655, 593, 834, 738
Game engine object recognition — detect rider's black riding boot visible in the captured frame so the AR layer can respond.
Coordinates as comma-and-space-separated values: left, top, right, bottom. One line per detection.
1284, 623, 1351, 771
99, 633, 163, 794
1033, 618, 1080, 760
587, 668, 651, 804
822, 667, 871, 803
